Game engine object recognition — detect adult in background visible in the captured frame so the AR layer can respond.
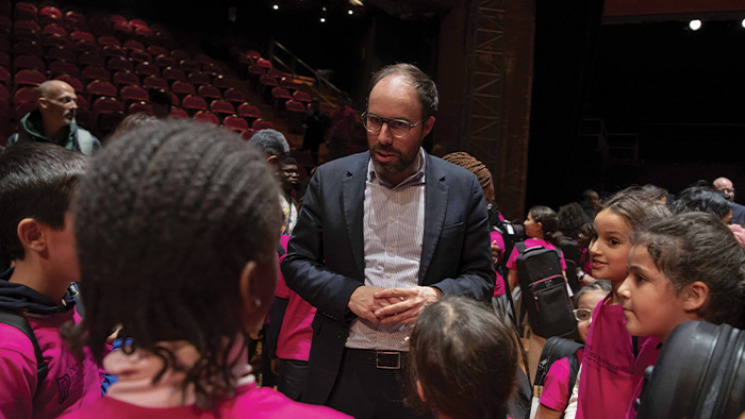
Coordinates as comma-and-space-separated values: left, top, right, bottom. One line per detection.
279, 156, 300, 234
7, 80, 100, 154
713, 176, 745, 227
282, 63, 494, 419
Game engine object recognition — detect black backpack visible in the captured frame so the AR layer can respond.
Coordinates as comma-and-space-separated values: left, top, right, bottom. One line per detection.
0, 310, 48, 387
636, 321, 745, 419
532, 336, 584, 415
493, 220, 526, 278
515, 242, 577, 338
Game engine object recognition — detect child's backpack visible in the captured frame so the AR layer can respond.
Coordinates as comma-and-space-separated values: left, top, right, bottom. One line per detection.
636, 321, 745, 419
493, 220, 526, 277
530, 337, 584, 419
515, 242, 577, 338
0, 310, 48, 386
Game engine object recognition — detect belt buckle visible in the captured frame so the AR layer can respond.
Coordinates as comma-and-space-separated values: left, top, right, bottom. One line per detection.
375, 351, 401, 370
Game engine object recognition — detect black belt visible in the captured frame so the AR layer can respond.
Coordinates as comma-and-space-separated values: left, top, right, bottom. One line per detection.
346, 348, 407, 370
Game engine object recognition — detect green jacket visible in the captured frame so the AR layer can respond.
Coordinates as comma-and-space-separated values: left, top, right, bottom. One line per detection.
7, 110, 101, 155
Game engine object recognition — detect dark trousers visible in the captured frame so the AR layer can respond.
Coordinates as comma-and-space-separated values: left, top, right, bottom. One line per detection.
325, 349, 427, 419
278, 358, 309, 401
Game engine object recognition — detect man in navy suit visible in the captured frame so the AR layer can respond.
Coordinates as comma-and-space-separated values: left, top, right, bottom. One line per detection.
281, 63, 494, 418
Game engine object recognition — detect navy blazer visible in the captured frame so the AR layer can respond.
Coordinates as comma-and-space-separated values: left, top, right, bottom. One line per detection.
281, 150, 494, 404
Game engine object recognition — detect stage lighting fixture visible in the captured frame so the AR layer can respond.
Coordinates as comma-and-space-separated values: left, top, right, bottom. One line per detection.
689, 19, 701, 31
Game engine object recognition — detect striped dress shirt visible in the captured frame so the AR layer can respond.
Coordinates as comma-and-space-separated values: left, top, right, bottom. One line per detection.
345, 149, 426, 351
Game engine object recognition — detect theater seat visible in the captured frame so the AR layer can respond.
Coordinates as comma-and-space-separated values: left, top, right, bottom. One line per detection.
193, 110, 219, 125
91, 97, 124, 115
223, 115, 248, 132
14, 69, 46, 87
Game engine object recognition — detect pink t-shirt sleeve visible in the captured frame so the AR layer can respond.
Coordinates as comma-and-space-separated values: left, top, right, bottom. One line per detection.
0, 326, 36, 419
490, 231, 506, 297
540, 357, 571, 412
275, 235, 292, 299
505, 246, 519, 271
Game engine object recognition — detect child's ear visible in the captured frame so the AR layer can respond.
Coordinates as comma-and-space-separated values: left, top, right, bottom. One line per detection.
238, 257, 276, 334
17, 218, 47, 254
416, 379, 427, 402
682, 281, 709, 313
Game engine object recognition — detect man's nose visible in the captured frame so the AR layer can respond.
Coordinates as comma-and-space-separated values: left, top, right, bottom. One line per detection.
377, 122, 394, 144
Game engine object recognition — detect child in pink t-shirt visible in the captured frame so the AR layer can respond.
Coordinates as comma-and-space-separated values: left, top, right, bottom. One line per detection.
0, 142, 101, 419
576, 190, 670, 419
408, 296, 518, 419
274, 235, 317, 401
58, 121, 348, 418
617, 212, 745, 418
534, 281, 610, 419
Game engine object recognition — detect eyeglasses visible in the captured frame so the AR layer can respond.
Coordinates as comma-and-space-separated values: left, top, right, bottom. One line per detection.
573, 308, 593, 322
362, 113, 421, 138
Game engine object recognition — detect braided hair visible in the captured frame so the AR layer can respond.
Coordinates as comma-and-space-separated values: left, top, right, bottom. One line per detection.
70, 120, 281, 408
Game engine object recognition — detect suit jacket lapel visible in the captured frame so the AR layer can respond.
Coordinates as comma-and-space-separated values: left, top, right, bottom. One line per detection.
342, 153, 368, 279
419, 154, 448, 284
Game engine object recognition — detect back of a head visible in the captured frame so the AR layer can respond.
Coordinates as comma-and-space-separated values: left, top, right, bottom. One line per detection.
0, 142, 88, 263
73, 120, 281, 405
558, 202, 590, 238
249, 128, 290, 159
632, 212, 745, 329
441, 151, 493, 190
600, 187, 671, 230
671, 186, 731, 220
530, 205, 562, 245
409, 296, 516, 419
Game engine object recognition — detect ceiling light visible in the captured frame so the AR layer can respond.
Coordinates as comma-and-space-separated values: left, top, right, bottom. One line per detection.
689, 19, 701, 31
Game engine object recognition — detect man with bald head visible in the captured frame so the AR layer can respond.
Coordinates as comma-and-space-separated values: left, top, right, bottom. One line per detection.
282, 63, 493, 418
714, 176, 745, 226
7, 80, 100, 154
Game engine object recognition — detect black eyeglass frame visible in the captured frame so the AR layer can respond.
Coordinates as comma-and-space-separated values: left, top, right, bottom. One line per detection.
361, 112, 423, 138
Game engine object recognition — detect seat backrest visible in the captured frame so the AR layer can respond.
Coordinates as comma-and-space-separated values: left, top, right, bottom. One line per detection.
81, 65, 110, 82
163, 67, 186, 82
107, 56, 133, 72
223, 115, 248, 131
285, 100, 307, 113
48, 61, 78, 77
97, 36, 120, 47
54, 75, 83, 93
86, 80, 117, 97
198, 85, 221, 99
129, 50, 151, 64
209, 100, 234, 115
155, 54, 177, 69
187, 71, 210, 86
193, 110, 219, 125
128, 101, 152, 115
171, 80, 195, 96
112, 70, 139, 87
237, 103, 261, 118
142, 76, 168, 90
13, 55, 45, 72
181, 95, 207, 110
14, 69, 46, 87
120, 85, 148, 101
13, 86, 38, 103
135, 62, 159, 77
92, 97, 124, 114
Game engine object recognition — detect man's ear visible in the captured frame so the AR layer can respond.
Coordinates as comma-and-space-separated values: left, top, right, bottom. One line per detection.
37, 97, 48, 111
421, 116, 435, 138
682, 281, 709, 313
17, 218, 47, 254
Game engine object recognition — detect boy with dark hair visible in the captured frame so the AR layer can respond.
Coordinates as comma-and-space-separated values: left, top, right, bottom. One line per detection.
0, 142, 100, 418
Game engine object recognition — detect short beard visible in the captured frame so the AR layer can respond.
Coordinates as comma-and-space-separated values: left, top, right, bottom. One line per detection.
370, 144, 414, 179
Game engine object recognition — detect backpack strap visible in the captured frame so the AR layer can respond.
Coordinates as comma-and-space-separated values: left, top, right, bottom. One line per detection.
515, 241, 527, 255
566, 351, 581, 411
0, 310, 49, 387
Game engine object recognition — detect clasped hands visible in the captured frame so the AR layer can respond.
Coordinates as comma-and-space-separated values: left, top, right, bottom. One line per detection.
347, 285, 442, 325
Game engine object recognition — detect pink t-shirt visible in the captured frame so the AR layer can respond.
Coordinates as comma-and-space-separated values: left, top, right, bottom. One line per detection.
505, 238, 567, 271
540, 348, 584, 412
59, 385, 350, 418
0, 308, 102, 419
276, 235, 316, 361
491, 231, 506, 298
576, 296, 660, 419
624, 338, 662, 419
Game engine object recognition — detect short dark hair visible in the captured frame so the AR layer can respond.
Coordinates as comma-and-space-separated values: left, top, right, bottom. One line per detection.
671, 186, 731, 220
558, 202, 591, 238
631, 212, 745, 329
368, 63, 438, 120
529, 205, 563, 247
70, 120, 281, 408
249, 128, 290, 159
148, 88, 172, 106
0, 142, 88, 261
408, 296, 516, 419
282, 156, 297, 166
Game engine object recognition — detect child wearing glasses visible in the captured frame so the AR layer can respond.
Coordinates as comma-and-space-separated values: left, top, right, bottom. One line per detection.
534, 280, 611, 419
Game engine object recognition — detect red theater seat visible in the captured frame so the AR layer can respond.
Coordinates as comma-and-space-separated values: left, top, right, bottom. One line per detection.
14, 69, 45, 87
142, 75, 168, 91
193, 110, 219, 125
163, 67, 186, 83
209, 99, 234, 116
13, 86, 38, 104
120, 85, 149, 102
171, 80, 195, 97
128, 101, 152, 115
13, 55, 44, 72
198, 84, 221, 100
48, 60, 79, 78
112, 70, 139, 88
92, 97, 124, 114
55, 75, 83, 93
80, 66, 110, 83
223, 115, 248, 132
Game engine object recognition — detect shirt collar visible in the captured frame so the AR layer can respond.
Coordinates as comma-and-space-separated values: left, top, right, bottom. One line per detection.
367, 148, 426, 189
